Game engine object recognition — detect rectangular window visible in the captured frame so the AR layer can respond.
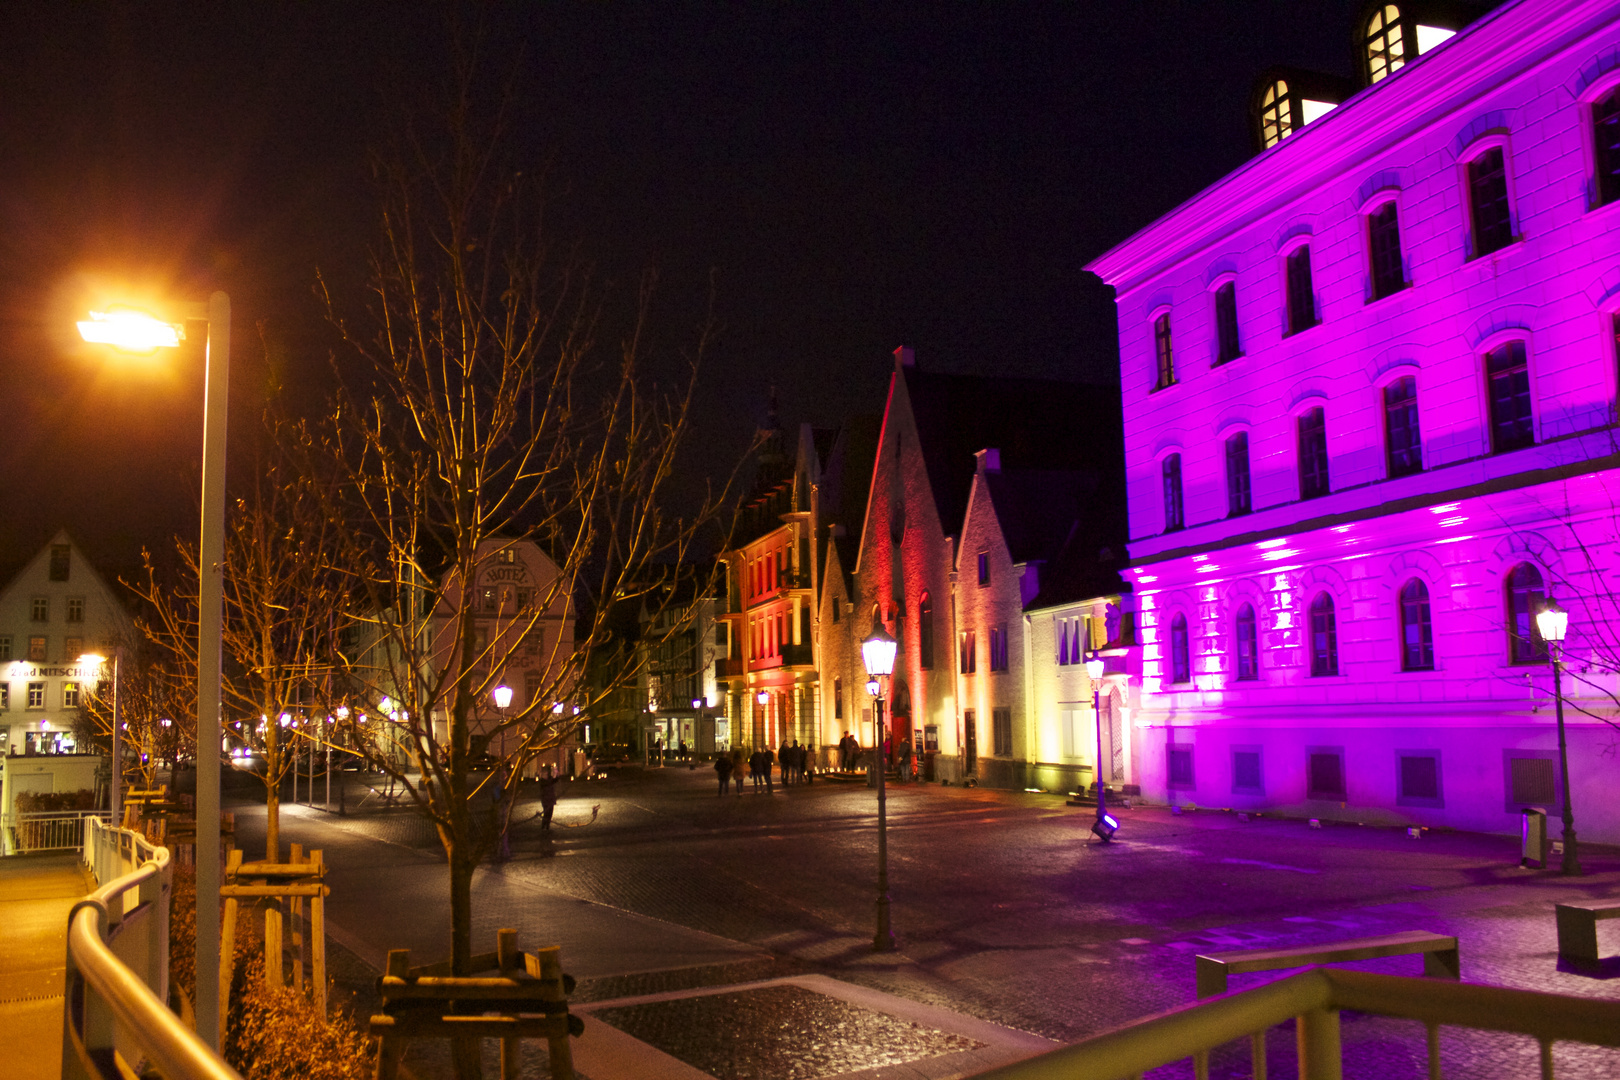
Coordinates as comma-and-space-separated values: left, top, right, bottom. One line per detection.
0, 636, 11, 662
0, 685, 8, 710
1235, 605, 1258, 680
27, 636, 46, 662
1154, 313, 1175, 389
64, 637, 82, 663
1367, 201, 1406, 299
989, 625, 1009, 672
1486, 341, 1534, 453
1297, 407, 1329, 499
977, 552, 990, 586
1286, 246, 1317, 334
63, 681, 80, 709
992, 707, 1012, 756
1214, 282, 1241, 364
1232, 747, 1263, 794
1307, 748, 1346, 800
1225, 433, 1251, 516
1505, 751, 1559, 811
1396, 750, 1444, 808
834, 677, 843, 720
1162, 454, 1184, 532
1468, 146, 1514, 256
1384, 376, 1422, 478
959, 630, 976, 675
66, 597, 85, 622
1168, 745, 1195, 790
31, 597, 48, 622
49, 544, 70, 581
27, 682, 45, 709
1596, 89, 1620, 207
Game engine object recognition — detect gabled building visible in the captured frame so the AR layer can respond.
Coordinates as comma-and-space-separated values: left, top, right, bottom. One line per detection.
717, 398, 878, 759
1085, 0, 1620, 840
958, 449, 1133, 791
846, 348, 1123, 784
0, 531, 135, 821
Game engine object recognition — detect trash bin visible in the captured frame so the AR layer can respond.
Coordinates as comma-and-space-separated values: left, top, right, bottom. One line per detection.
1522, 807, 1549, 868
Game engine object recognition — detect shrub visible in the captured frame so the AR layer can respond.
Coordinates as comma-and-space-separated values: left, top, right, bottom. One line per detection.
169, 864, 373, 1079
16, 788, 98, 812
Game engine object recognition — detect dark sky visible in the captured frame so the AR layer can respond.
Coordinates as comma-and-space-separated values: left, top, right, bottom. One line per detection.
0, 1, 1369, 583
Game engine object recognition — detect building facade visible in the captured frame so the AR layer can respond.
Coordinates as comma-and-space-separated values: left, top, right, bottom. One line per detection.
1086, 0, 1620, 840
0, 532, 133, 817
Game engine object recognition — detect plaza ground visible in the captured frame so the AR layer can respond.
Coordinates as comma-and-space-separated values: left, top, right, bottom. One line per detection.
237, 763, 1620, 1078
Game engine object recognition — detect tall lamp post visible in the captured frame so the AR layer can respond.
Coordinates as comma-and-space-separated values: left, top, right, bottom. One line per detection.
1085, 651, 1119, 842
1536, 600, 1581, 876
862, 625, 897, 952
78, 294, 231, 1050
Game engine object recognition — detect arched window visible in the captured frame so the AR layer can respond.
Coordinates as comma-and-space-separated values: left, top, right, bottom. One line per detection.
1235, 603, 1259, 680
1310, 592, 1339, 676
1399, 578, 1434, 671
1506, 563, 1548, 663
918, 592, 934, 670
1260, 78, 1293, 149
1170, 613, 1191, 684
1365, 5, 1406, 83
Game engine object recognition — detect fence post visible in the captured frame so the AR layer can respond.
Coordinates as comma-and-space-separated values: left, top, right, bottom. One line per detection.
1297, 1007, 1343, 1080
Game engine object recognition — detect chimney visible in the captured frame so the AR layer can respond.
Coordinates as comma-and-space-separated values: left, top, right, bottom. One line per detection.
894, 345, 916, 368
975, 448, 1001, 474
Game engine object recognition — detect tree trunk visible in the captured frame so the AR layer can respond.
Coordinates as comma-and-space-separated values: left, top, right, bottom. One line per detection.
265, 713, 280, 861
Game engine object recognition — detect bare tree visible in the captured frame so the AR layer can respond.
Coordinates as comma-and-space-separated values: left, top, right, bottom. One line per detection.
134, 433, 351, 860
75, 650, 195, 795
309, 60, 732, 996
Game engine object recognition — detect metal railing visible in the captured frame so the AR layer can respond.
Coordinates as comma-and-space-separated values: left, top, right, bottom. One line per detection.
3, 809, 111, 856
62, 817, 241, 1080
966, 966, 1620, 1080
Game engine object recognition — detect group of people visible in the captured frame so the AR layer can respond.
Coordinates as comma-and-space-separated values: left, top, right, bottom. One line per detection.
712, 740, 815, 795
836, 730, 918, 782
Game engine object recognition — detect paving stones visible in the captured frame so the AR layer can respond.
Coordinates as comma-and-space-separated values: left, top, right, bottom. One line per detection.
591, 983, 985, 1080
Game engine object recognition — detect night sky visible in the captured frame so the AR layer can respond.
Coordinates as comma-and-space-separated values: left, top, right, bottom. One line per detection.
0, 1, 1370, 584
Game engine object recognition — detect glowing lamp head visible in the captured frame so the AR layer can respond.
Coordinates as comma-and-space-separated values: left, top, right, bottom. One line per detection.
78, 652, 107, 667
756, 690, 770, 706
492, 685, 514, 709
1536, 600, 1568, 645
552, 701, 565, 715
691, 698, 704, 710
865, 679, 880, 698
77, 308, 183, 352
1084, 653, 1105, 680
861, 625, 897, 678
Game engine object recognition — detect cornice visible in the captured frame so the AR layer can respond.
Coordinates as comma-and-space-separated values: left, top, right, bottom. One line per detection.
1085, 0, 1610, 296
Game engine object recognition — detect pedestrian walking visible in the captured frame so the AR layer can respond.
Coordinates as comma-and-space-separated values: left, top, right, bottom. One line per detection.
714, 753, 733, 795
539, 765, 560, 832
678, 739, 687, 762
732, 748, 747, 794
779, 740, 793, 785
898, 736, 914, 784
749, 749, 765, 790
764, 746, 775, 792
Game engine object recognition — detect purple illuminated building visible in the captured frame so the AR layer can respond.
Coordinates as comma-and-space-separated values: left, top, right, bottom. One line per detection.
1086, 0, 1620, 842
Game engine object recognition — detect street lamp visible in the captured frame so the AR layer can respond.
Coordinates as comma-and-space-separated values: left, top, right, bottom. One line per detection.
1536, 600, 1581, 875
80, 651, 120, 825
1085, 652, 1118, 842
492, 684, 514, 710
861, 625, 897, 952
79, 292, 231, 1050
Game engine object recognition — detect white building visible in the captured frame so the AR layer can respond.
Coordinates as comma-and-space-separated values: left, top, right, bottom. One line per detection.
1086, 0, 1620, 842
0, 531, 133, 816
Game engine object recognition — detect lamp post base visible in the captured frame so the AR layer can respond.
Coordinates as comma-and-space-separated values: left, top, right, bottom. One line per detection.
874, 895, 894, 952
1562, 826, 1583, 876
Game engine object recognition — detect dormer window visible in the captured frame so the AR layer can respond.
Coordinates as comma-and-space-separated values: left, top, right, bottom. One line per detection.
1363, 3, 1462, 85
1260, 79, 1293, 149
1365, 5, 1406, 83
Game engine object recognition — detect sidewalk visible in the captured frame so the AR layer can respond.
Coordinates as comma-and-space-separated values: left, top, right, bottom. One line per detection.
0, 853, 94, 1080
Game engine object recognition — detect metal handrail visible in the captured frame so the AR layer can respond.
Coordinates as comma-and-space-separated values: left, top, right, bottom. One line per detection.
63, 820, 241, 1080
966, 966, 1620, 1080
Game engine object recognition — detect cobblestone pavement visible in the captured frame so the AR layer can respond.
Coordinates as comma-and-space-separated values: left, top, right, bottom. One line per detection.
255, 768, 1620, 1078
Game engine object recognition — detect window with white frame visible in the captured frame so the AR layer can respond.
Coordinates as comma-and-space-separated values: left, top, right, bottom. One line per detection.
1467, 145, 1514, 256
1367, 200, 1405, 299
1400, 578, 1434, 671
1162, 454, 1185, 532
1298, 407, 1329, 499
1225, 432, 1251, 516
1485, 340, 1533, 453
1285, 245, 1317, 334
1153, 312, 1175, 389
1384, 376, 1422, 477
1595, 87, 1620, 207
